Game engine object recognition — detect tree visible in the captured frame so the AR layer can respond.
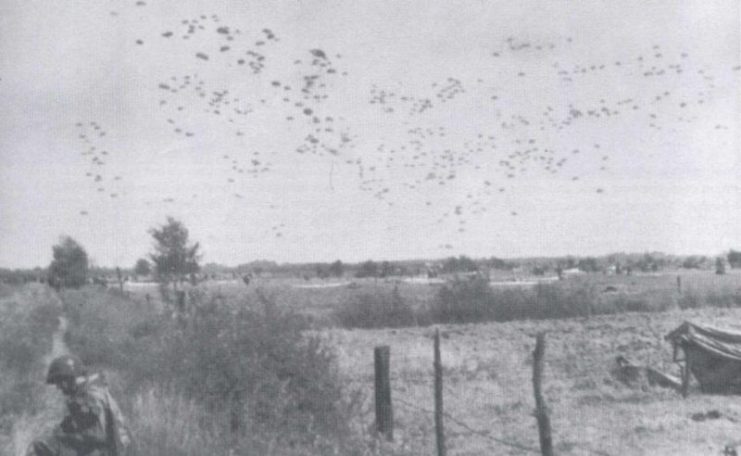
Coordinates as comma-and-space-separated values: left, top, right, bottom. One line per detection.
356, 260, 378, 278
636, 253, 660, 272
577, 257, 600, 273
134, 258, 151, 276
315, 264, 328, 279
532, 265, 548, 276
48, 236, 89, 288
728, 250, 741, 269
149, 217, 201, 290
559, 256, 577, 270
488, 257, 514, 271
716, 257, 727, 275
442, 256, 478, 274
328, 260, 344, 278
681, 256, 705, 270
379, 261, 394, 278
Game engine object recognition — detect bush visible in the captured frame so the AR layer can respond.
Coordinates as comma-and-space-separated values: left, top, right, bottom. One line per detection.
61, 288, 153, 368
728, 249, 741, 269
428, 278, 498, 323
355, 260, 378, 278
60, 287, 365, 454
441, 256, 479, 274
606, 294, 655, 313
333, 285, 416, 328
426, 278, 602, 324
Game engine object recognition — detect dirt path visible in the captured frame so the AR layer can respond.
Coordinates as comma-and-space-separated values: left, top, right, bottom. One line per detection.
8, 289, 68, 456
44, 316, 68, 362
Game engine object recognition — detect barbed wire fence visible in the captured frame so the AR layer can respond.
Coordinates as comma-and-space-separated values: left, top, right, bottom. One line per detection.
366, 331, 615, 456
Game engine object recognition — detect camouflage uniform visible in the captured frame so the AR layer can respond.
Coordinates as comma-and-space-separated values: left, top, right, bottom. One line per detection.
27, 373, 131, 456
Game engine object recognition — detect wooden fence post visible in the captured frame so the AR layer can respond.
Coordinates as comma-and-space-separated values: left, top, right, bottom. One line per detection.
434, 329, 446, 456
374, 345, 393, 441
533, 333, 553, 456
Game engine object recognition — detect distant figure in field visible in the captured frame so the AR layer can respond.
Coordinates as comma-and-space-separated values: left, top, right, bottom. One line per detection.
26, 355, 131, 456
242, 274, 251, 286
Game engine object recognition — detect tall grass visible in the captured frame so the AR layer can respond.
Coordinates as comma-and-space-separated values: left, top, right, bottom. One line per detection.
0, 286, 60, 412
333, 285, 417, 328
59, 286, 369, 455
426, 278, 679, 325
425, 278, 598, 323
128, 388, 223, 456
0, 284, 62, 455
678, 285, 741, 309
331, 276, 696, 329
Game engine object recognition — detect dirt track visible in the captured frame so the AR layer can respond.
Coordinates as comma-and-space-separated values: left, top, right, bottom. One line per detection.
6, 287, 67, 456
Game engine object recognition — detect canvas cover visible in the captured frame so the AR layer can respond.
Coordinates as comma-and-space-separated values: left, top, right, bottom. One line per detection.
666, 322, 741, 394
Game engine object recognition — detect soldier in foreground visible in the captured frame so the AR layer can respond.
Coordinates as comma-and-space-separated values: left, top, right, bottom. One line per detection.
26, 355, 131, 456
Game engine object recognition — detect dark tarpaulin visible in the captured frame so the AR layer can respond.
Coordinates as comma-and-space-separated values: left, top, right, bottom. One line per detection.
666, 321, 741, 394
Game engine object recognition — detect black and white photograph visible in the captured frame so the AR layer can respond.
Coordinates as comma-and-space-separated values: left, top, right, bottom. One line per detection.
1, 1, 740, 454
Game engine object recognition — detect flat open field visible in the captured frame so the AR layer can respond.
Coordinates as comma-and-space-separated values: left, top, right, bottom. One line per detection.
24, 270, 741, 455
328, 306, 741, 455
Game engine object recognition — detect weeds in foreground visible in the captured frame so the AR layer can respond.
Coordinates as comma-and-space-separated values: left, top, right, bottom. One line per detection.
59, 287, 377, 455
0, 286, 61, 415
0, 285, 62, 455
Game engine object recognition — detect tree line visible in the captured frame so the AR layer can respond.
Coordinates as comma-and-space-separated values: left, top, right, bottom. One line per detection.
6, 224, 741, 288
47, 217, 201, 290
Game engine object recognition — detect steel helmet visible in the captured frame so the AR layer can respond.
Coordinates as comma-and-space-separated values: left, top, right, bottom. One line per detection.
46, 355, 85, 384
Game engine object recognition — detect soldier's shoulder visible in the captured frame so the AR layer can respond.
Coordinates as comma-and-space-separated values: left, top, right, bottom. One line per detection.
86, 371, 110, 389
75, 373, 110, 405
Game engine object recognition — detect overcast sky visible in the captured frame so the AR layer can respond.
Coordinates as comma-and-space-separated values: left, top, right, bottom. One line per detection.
1, 0, 739, 268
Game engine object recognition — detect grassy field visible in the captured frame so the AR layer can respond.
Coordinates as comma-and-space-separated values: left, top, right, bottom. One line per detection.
3, 269, 741, 455
122, 269, 741, 326
328, 306, 741, 455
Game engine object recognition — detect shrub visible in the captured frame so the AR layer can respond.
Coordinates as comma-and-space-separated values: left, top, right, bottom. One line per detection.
729, 249, 741, 269
60, 287, 364, 454
606, 294, 655, 313
426, 278, 602, 324
441, 256, 479, 273
333, 285, 416, 328
355, 260, 378, 278
61, 288, 153, 368
428, 277, 498, 323
716, 257, 727, 275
